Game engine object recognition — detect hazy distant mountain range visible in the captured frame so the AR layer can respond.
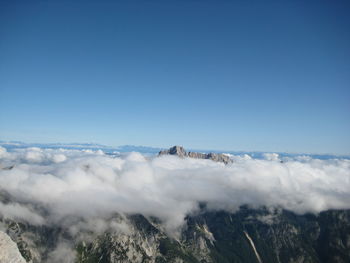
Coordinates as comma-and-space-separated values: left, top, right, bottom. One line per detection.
1, 141, 348, 160
0, 141, 162, 154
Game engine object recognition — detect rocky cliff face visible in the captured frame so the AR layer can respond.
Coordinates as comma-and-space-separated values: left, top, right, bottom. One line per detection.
0, 231, 26, 263
159, 146, 232, 164
1, 207, 350, 263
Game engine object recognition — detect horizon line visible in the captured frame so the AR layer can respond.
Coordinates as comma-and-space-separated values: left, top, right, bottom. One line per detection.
1, 139, 349, 157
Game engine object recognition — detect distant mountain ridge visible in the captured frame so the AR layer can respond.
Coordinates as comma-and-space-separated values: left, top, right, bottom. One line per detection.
0, 141, 162, 154
1, 141, 349, 160
115, 145, 162, 154
0, 141, 110, 149
159, 146, 233, 164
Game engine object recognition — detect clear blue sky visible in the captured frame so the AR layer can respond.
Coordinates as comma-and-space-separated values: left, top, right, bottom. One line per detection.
0, 0, 349, 154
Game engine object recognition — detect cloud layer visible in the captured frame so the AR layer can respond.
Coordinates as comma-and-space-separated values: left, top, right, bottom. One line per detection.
0, 146, 350, 233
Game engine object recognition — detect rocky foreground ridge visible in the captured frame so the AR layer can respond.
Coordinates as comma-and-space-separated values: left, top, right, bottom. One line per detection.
1, 207, 350, 263
159, 146, 232, 164
0, 231, 26, 263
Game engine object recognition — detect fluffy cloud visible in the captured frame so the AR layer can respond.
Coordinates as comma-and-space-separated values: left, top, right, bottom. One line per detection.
0, 146, 350, 234
0, 202, 45, 225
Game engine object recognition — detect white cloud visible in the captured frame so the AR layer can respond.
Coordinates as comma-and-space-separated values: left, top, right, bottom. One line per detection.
263, 153, 280, 162
0, 147, 8, 159
0, 147, 349, 235
0, 202, 45, 225
45, 240, 76, 263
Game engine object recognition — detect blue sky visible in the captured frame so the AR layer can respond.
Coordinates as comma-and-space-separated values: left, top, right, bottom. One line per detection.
0, 0, 349, 154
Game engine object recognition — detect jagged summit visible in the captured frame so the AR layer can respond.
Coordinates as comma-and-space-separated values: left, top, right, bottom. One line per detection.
161, 145, 187, 157
159, 145, 232, 164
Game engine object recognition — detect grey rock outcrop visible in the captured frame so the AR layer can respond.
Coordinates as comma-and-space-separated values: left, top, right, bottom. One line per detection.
0, 231, 26, 263
159, 146, 232, 164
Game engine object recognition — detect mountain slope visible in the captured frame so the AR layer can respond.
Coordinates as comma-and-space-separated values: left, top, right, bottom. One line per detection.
1, 207, 350, 263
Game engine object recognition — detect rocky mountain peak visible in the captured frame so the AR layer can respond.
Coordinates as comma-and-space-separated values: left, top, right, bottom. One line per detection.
159, 146, 232, 164
167, 145, 187, 157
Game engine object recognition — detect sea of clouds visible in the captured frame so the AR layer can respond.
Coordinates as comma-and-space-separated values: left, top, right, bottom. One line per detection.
0, 146, 350, 235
